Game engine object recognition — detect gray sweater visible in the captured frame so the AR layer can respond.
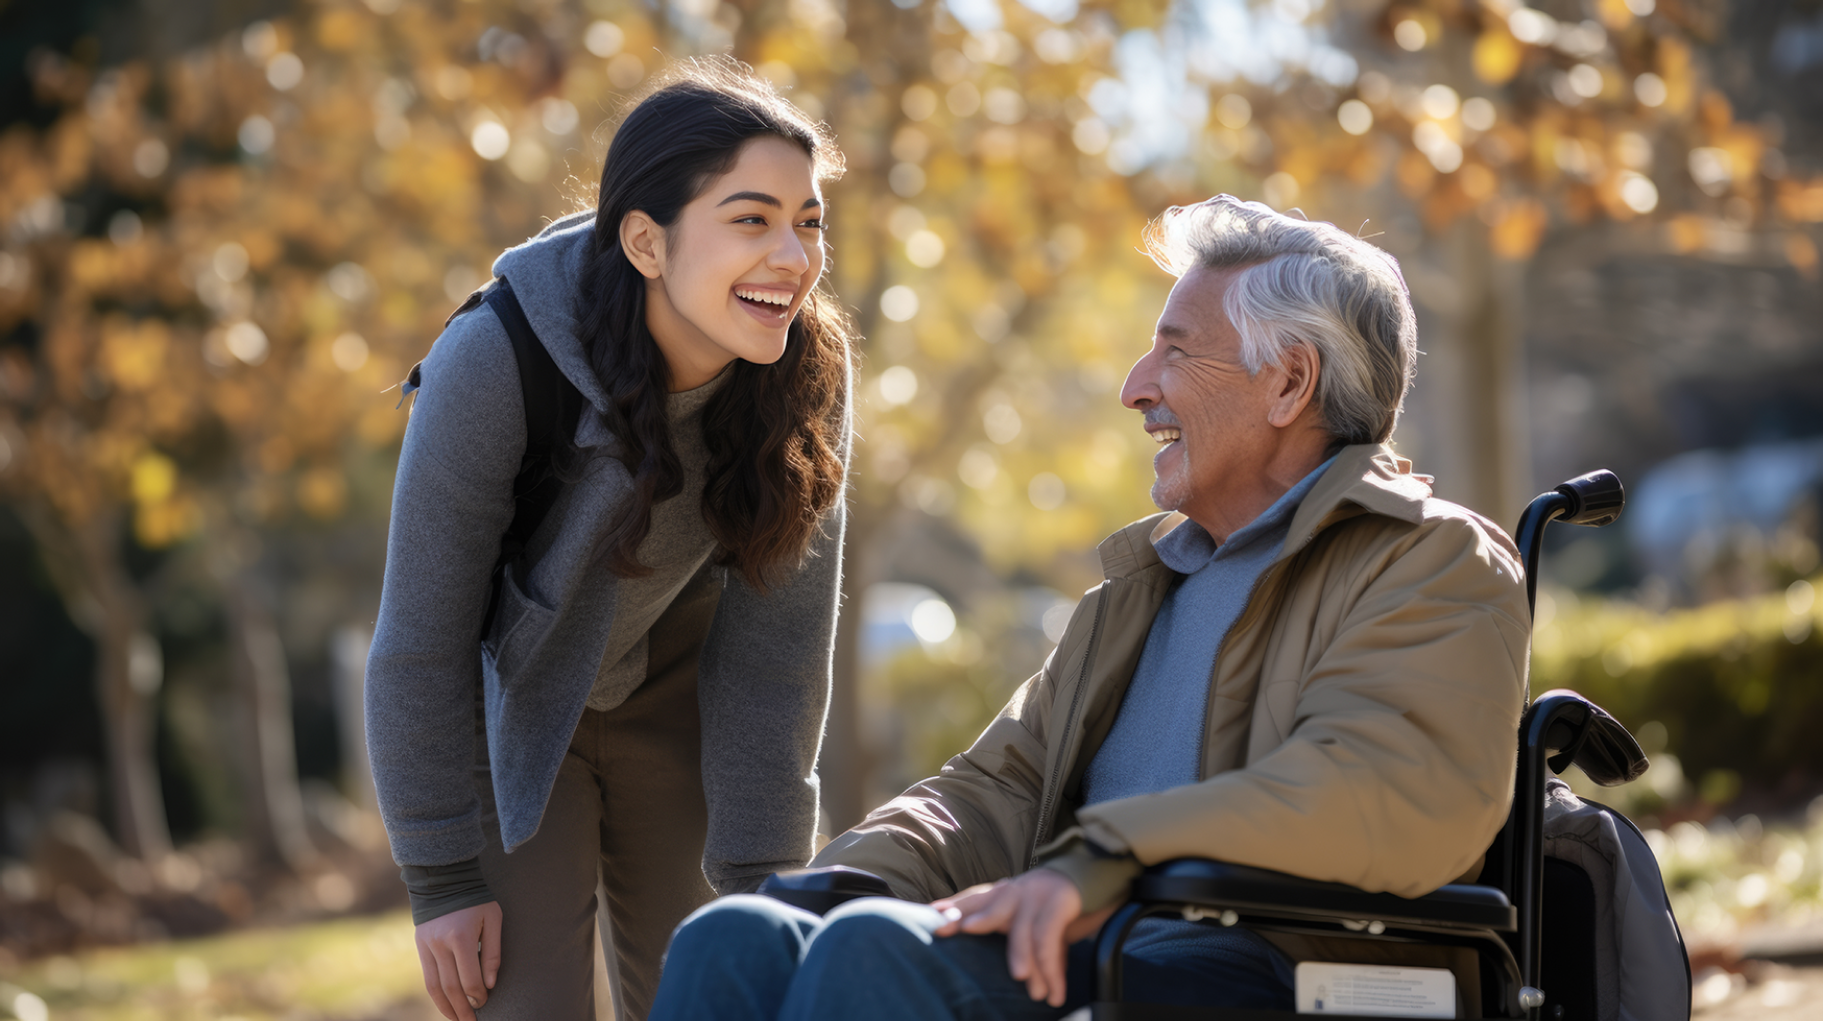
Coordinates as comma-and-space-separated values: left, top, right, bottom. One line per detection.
589, 366, 728, 711
1082, 458, 1333, 805
365, 211, 849, 895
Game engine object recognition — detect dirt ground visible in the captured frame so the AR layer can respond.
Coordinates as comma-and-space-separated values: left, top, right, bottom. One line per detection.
1692, 962, 1823, 1018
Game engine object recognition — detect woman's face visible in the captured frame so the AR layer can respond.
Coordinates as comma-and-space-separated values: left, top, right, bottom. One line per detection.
626, 135, 827, 391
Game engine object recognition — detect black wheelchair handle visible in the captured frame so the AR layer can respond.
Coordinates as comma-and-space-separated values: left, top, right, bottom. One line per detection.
1515, 469, 1627, 617
1553, 469, 1625, 527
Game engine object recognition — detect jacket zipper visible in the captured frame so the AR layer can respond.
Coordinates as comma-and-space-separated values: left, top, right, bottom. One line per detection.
1193, 560, 1283, 778
1191, 509, 1348, 775
1029, 582, 1110, 867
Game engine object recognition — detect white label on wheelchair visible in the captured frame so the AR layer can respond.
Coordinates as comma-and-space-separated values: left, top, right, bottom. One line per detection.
1294, 962, 1456, 1017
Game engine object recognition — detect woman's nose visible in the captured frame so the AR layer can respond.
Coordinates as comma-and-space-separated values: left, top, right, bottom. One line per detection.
769, 228, 812, 274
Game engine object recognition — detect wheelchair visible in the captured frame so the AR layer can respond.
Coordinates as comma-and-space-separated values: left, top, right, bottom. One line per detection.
1087, 469, 1685, 1020
767, 470, 1687, 1020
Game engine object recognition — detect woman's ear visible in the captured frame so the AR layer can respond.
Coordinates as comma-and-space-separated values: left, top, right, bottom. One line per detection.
1266, 341, 1321, 428
620, 211, 665, 280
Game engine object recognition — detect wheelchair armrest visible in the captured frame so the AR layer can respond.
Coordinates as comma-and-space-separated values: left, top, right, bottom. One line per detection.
1131, 858, 1516, 932
757, 865, 897, 916
1531, 689, 1649, 786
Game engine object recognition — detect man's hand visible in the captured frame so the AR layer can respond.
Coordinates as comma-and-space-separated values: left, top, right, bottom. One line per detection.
930, 870, 1120, 1007
414, 901, 502, 1021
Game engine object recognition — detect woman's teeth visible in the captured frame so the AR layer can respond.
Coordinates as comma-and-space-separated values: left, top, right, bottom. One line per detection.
1153, 428, 1182, 445
735, 287, 793, 308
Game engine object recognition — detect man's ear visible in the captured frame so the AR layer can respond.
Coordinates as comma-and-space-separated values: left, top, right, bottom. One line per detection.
1266, 341, 1321, 428
619, 211, 665, 280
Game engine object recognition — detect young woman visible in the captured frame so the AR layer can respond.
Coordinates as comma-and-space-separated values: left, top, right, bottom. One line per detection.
365, 62, 852, 1021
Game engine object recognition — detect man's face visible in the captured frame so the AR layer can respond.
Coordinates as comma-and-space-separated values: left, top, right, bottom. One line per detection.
1120, 265, 1287, 524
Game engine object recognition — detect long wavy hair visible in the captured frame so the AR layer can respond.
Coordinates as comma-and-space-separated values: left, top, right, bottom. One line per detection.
576, 60, 851, 591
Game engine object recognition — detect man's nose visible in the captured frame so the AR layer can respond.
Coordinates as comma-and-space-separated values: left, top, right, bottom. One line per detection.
1121, 352, 1160, 411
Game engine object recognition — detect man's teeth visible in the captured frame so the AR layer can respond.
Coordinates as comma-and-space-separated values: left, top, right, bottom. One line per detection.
1153, 428, 1182, 444
736, 288, 793, 307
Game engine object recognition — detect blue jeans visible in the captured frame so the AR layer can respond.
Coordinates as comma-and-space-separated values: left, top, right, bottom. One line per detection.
649, 895, 1295, 1021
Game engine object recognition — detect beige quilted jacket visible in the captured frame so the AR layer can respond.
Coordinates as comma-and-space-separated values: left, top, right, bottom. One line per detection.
814, 443, 1530, 907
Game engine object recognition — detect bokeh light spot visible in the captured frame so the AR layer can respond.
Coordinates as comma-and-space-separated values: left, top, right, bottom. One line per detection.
880, 285, 919, 322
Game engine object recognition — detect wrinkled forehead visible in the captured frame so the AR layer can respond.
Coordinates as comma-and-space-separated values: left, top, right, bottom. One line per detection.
1155, 264, 1240, 348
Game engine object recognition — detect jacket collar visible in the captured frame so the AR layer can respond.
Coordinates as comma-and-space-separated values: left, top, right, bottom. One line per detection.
1096, 443, 1432, 582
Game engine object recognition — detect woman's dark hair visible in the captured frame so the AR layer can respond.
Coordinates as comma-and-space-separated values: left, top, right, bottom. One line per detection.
577, 58, 851, 591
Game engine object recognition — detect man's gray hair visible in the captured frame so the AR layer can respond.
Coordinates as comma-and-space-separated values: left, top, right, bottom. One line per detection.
1144, 196, 1418, 446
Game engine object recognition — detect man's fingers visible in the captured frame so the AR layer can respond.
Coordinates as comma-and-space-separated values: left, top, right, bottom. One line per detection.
1032, 895, 1072, 1007
1063, 902, 1121, 945
480, 905, 503, 989
932, 881, 998, 913
432, 944, 479, 1021
932, 905, 965, 937
933, 881, 1002, 932
959, 889, 1019, 935
1006, 895, 1039, 991
416, 942, 459, 1021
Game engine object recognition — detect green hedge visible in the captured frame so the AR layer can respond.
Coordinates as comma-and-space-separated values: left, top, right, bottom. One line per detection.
1531, 578, 1823, 807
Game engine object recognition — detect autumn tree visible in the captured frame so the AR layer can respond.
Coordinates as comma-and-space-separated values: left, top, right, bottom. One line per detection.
0, 1, 603, 863
6, 0, 1815, 841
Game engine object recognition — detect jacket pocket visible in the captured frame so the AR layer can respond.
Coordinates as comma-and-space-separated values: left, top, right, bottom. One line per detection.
484, 562, 556, 680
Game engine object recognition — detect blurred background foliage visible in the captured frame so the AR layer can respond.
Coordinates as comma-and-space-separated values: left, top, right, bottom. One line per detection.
0, 0, 1820, 999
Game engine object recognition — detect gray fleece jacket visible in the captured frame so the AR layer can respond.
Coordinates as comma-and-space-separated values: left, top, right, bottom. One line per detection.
365, 211, 848, 893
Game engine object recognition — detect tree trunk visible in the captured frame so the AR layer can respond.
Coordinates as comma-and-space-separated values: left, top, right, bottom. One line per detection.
1451, 220, 1533, 522
1411, 219, 1531, 524
22, 507, 174, 861
229, 571, 316, 871
330, 624, 376, 809
96, 622, 173, 862
822, 503, 879, 833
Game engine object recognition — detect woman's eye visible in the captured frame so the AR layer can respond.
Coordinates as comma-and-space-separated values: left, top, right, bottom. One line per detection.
734, 215, 768, 225
798, 219, 827, 231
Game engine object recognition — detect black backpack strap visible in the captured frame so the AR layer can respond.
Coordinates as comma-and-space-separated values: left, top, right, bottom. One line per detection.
397, 287, 488, 408
477, 277, 584, 638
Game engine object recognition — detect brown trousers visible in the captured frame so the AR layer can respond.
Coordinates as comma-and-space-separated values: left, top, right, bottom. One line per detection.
473, 575, 719, 1021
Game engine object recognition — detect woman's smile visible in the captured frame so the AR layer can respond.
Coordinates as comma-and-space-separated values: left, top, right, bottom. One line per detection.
733, 283, 797, 324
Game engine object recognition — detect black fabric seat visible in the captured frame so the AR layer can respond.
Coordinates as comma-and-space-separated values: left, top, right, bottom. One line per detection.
1132, 860, 1516, 933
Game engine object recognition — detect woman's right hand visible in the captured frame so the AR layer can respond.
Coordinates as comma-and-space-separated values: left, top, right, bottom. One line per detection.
414, 901, 503, 1021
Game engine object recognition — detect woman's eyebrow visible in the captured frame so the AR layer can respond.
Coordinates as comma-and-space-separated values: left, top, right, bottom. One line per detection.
716, 190, 822, 210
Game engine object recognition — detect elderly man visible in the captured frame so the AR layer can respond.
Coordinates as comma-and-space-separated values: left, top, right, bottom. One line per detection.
649, 197, 1529, 1020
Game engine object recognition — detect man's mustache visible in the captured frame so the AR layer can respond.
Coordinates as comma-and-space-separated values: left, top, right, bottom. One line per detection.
1144, 406, 1181, 430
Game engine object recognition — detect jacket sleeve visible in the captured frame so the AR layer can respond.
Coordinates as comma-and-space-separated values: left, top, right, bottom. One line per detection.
1073, 514, 1530, 898
809, 592, 1099, 902
694, 357, 855, 895
365, 309, 522, 867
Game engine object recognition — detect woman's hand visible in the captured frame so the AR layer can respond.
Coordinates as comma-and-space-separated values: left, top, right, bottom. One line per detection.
414, 901, 503, 1021
930, 871, 1118, 1007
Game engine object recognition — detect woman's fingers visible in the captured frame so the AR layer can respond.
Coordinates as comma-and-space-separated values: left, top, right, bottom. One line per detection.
448, 929, 491, 1011
480, 903, 503, 989
413, 903, 499, 1018
416, 941, 459, 1021
432, 942, 480, 1021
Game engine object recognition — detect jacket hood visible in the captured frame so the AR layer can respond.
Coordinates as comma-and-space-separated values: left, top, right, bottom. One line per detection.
491, 210, 614, 415
1098, 444, 1433, 582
